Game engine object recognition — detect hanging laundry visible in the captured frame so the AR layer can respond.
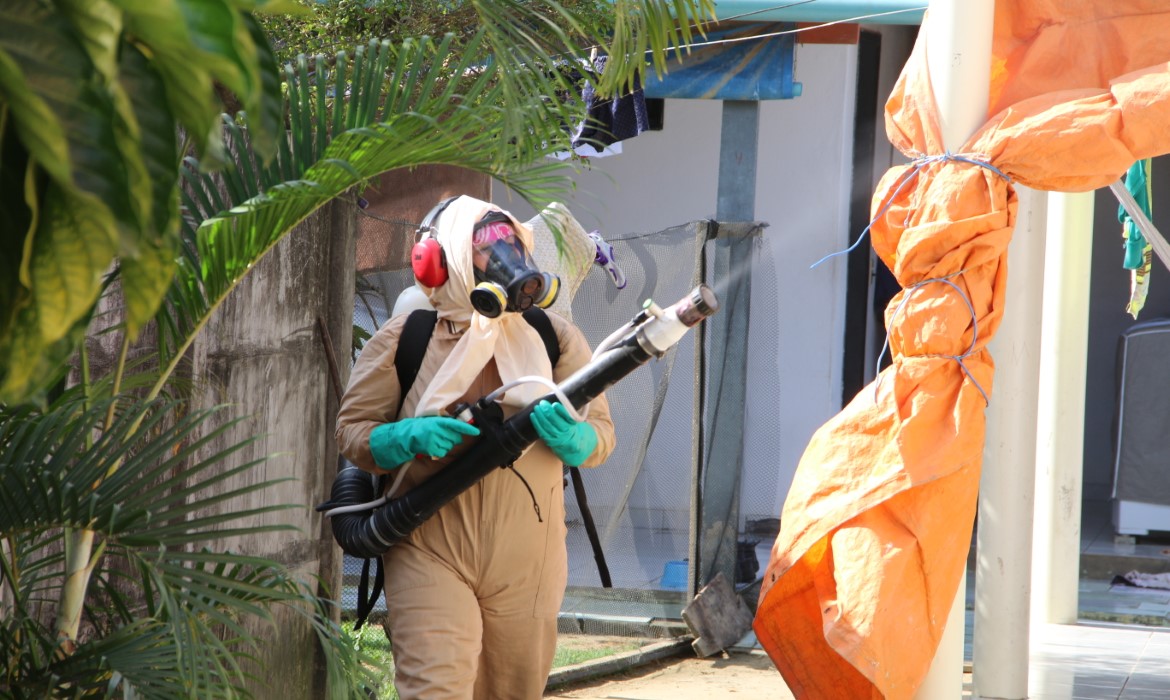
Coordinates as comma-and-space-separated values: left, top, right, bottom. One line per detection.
571, 55, 657, 154
1119, 159, 1153, 318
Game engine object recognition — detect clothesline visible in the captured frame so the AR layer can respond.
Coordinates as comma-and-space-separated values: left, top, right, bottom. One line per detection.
579, 3, 930, 59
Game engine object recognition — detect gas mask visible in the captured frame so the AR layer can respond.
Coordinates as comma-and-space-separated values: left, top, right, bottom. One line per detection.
468, 212, 560, 318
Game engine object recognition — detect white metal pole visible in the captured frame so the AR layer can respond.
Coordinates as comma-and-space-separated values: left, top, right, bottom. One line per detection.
976, 185, 1045, 700
924, 1, 994, 151
915, 1, 994, 698
1031, 192, 1093, 625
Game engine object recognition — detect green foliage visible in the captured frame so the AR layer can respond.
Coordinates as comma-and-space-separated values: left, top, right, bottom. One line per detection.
257, 0, 716, 100
260, 0, 615, 66
343, 621, 398, 699
0, 0, 285, 405
0, 395, 379, 698
340, 618, 642, 698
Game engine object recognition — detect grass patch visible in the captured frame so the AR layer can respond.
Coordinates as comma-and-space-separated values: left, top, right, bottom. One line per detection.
552, 635, 643, 667
342, 621, 648, 696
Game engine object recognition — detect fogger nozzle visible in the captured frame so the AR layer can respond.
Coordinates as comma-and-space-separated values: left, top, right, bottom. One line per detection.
675, 284, 719, 326
637, 284, 719, 356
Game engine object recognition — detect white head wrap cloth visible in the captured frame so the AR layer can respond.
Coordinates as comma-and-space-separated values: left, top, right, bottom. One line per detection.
414, 195, 553, 415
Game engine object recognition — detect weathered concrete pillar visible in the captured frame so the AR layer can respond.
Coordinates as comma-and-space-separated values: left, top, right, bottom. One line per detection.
191, 198, 356, 698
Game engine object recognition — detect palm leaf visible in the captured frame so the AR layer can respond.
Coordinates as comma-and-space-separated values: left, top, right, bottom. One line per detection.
151, 30, 575, 390
0, 396, 376, 698
599, 0, 716, 95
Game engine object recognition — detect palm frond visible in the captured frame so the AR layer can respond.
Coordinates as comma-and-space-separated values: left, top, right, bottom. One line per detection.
151, 29, 576, 391
0, 396, 376, 697
599, 0, 716, 95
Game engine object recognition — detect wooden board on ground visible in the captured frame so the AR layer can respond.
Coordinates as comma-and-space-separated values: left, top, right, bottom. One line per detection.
681, 572, 754, 658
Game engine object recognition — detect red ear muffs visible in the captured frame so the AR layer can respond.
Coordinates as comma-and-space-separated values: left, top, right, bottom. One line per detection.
411, 238, 448, 287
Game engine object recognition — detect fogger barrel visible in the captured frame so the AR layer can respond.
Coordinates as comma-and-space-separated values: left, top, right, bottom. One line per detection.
325, 285, 719, 559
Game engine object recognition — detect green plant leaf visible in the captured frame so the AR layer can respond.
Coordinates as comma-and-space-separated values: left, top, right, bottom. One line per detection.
54, 0, 123, 84
0, 32, 68, 186
577, 0, 715, 97
50, 620, 183, 697
0, 0, 138, 231
0, 1, 139, 401
0, 396, 377, 697
0, 301, 88, 406
30, 185, 118, 343
116, 0, 225, 163
109, 75, 154, 256
120, 240, 179, 338
0, 121, 35, 345
114, 42, 181, 334
240, 11, 282, 163
180, 0, 259, 99
115, 0, 278, 167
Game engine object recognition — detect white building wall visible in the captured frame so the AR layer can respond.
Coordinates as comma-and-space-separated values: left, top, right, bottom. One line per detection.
495, 31, 915, 530
744, 44, 857, 520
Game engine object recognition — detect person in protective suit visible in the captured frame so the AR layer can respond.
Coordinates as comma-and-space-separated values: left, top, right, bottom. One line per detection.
335, 195, 615, 699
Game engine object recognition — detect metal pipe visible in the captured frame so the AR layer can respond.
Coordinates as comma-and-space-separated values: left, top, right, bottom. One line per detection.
918, 1, 995, 699
1032, 192, 1093, 626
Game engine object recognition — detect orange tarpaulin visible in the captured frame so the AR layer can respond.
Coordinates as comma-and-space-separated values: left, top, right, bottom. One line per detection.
754, 3, 1170, 698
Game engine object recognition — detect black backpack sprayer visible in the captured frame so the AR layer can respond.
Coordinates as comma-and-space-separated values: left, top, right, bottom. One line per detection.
319, 284, 719, 561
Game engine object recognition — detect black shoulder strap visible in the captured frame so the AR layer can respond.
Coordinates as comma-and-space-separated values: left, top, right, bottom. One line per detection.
354, 307, 437, 631
522, 308, 561, 369
396, 309, 438, 411
395, 307, 561, 408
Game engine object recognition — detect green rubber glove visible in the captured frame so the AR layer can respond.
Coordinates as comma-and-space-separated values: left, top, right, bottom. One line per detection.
368, 416, 480, 470
530, 400, 597, 467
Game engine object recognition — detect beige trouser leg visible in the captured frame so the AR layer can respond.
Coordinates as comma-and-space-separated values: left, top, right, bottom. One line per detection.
472, 580, 559, 700
385, 471, 567, 700
385, 544, 483, 700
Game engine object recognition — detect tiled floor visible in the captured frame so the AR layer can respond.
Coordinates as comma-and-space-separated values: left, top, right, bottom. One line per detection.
1081, 497, 1170, 563
1028, 622, 1170, 700
1022, 499, 1170, 698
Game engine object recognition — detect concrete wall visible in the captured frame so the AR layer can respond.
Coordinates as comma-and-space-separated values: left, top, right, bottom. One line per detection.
358, 165, 490, 273
190, 200, 355, 698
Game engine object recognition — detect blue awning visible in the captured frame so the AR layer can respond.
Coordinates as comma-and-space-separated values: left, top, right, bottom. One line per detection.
642, 23, 800, 100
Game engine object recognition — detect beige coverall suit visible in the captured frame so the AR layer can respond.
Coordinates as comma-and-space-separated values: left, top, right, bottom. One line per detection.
336, 310, 615, 699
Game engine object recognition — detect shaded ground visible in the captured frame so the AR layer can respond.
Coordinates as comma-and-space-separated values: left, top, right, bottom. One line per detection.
544, 649, 793, 700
